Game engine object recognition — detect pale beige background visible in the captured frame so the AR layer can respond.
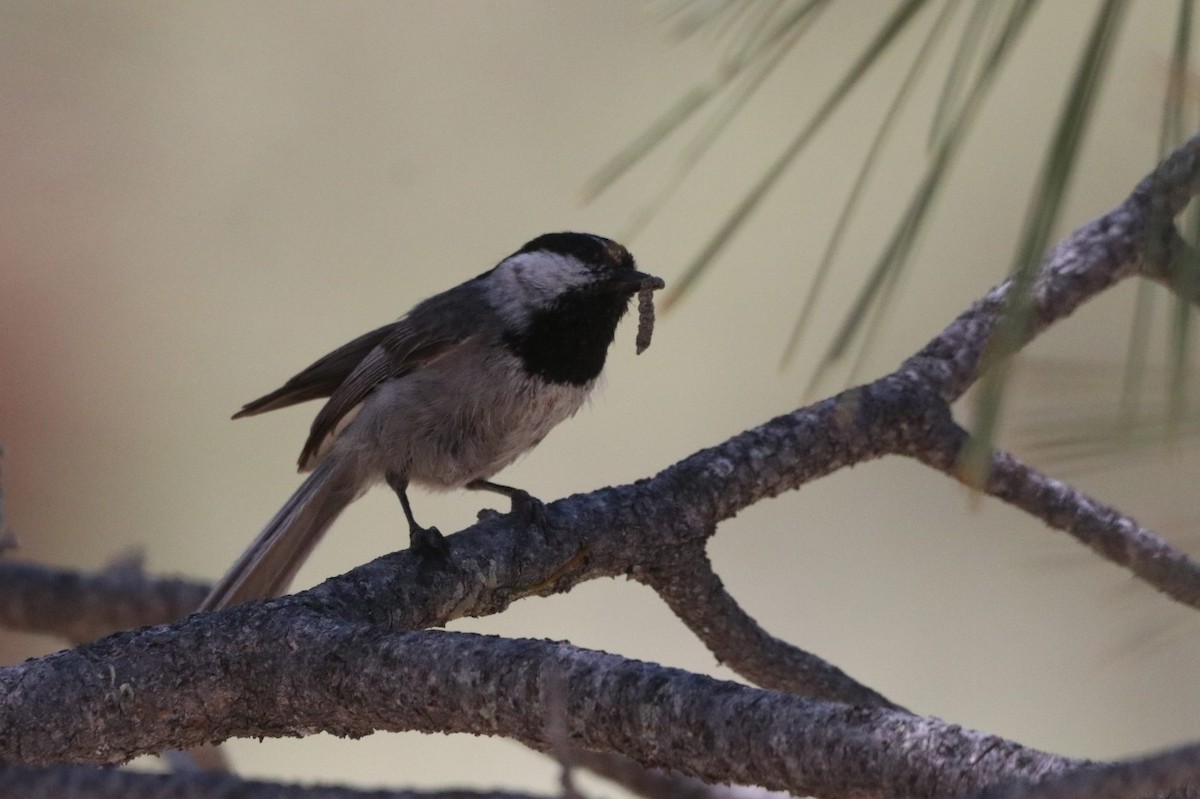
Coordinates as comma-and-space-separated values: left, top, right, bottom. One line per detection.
2, 1, 1199, 793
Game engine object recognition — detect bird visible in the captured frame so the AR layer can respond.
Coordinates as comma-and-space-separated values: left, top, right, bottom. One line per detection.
200, 232, 664, 611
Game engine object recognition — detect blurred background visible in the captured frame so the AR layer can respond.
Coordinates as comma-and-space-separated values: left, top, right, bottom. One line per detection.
2, 1, 1200, 794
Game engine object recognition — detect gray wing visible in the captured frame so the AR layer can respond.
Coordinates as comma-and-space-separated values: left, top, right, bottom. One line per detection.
234, 278, 493, 470
233, 323, 398, 419
293, 279, 493, 470
295, 325, 469, 469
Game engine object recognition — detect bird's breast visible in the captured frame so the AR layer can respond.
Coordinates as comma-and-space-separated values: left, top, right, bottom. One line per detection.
348, 345, 595, 490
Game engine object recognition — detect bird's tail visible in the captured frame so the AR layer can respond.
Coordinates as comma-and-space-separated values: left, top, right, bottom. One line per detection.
199, 454, 366, 612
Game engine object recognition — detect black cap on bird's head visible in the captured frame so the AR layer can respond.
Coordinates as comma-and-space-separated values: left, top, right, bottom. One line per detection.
516, 231, 631, 269
513, 232, 663, 294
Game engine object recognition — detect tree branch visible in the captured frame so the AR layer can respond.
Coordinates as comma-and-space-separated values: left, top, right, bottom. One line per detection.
905, 128, 1200, 402
0, 560, 207, 644
0, 610, 1082, 799
963, 742, 1200, 799
635, 544, 900, 709
0, 763, 548, 799
568, 749, 792, 799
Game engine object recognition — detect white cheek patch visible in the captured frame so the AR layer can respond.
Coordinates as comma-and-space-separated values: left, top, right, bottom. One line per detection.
489, 251, 593, 328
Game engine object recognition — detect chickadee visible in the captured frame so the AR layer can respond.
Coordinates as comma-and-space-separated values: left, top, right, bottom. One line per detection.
201, 232, 664, 611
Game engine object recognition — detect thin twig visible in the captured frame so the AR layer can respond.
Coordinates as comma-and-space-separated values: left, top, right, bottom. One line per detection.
636, 544, 900, 709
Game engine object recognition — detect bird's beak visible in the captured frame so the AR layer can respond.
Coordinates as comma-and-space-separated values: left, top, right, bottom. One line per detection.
609, 270, 666, 294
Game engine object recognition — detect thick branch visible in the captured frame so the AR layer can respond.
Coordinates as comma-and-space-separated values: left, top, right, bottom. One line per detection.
0, 611, 1080, 799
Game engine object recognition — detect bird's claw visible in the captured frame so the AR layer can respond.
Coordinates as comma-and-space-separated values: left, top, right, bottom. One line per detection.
509, 490, 548, 530
409, 524, 450, 558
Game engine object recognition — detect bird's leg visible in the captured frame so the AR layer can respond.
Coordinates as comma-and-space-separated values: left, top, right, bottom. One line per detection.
467, 479, 547, 528
386, 472, 449, 557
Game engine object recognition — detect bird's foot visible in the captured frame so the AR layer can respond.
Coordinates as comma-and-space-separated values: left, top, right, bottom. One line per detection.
508, 489, 548, 530
409, 524, 450, 558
